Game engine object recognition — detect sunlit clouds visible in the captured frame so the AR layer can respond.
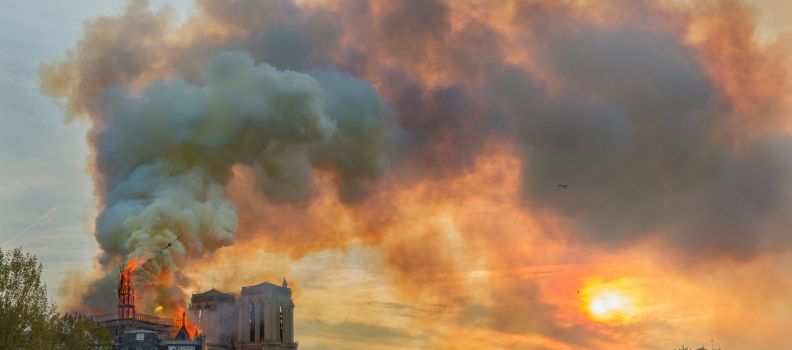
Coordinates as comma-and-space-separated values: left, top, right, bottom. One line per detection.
35, 0, 792, 348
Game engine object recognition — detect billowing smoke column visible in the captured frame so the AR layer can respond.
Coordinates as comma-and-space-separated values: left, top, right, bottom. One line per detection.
47, 49, 397, 314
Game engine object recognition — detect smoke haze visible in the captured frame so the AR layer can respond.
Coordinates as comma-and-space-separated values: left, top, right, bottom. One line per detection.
40, 0, 792, 348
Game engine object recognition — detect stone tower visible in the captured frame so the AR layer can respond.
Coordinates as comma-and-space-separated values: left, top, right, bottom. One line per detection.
190, 288, 238, 346
238, 279, 297, 349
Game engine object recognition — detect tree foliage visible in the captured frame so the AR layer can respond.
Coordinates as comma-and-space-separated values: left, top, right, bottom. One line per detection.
55, 312, 113, 349
0, 248, 112, 349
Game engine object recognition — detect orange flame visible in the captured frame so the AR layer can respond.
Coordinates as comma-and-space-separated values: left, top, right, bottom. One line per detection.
173, 305, 201, 339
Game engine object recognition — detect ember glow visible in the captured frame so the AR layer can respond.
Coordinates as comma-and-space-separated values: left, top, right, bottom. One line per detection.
34, 0, 792, 348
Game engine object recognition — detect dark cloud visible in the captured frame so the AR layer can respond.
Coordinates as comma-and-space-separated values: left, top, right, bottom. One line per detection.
375, 64, 515, 178
508, 17, 792, 259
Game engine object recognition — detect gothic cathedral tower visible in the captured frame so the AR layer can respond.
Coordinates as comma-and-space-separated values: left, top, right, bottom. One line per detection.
238, 279, 297, 350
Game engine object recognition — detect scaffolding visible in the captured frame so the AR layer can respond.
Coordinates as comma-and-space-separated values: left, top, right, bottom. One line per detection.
118, 263, 135, 319
93, 263, 178, 342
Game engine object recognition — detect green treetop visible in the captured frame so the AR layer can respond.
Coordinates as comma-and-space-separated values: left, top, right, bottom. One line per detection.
0, 247, 112, 349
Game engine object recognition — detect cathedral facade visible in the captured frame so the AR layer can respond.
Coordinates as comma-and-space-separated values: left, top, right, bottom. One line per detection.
189, 279, 297, 350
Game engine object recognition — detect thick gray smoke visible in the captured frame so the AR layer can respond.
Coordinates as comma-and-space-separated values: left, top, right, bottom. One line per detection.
81, 50, 397, 313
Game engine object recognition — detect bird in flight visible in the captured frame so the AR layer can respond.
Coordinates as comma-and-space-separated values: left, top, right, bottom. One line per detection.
157, 235, 183, 254
558, 185, 568, 188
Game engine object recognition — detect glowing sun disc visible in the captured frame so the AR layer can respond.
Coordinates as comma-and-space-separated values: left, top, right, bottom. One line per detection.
582, 282, 638, 322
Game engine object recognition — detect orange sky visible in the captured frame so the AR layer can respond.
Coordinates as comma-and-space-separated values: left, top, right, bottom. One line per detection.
37, 0, 792, 348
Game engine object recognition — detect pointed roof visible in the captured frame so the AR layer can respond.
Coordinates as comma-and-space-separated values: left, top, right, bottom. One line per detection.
173, 312, 191, 341
173, 326, 191, 341
240, 280, 292, 297
196, 287, 235, 298
282, 278, 288, 288
190, 287, 236, 304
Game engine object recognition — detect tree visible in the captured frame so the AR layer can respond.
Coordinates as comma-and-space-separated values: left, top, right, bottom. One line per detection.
0, 247, 112, 349
55, 312, 113, 349
0, 247, 58, 349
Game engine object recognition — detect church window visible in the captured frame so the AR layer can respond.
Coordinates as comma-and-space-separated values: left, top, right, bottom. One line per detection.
279, 306, 283, 342
249, 302, 255, 342
259, 302, 265, 341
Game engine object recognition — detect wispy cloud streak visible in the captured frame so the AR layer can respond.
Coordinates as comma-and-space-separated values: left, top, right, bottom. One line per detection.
1, 206, 58, 248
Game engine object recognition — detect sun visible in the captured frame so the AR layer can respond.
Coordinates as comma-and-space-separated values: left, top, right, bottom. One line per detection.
588, 291, 633, 320
581, 281, 638, 322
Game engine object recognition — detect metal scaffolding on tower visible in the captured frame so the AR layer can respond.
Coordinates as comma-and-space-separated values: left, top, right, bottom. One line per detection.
93, 262, 178, 342
118, 263, 135, 319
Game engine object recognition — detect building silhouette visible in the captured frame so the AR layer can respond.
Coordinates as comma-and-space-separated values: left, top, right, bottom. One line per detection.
95, 264, 297, 350
189, 278, 297, 350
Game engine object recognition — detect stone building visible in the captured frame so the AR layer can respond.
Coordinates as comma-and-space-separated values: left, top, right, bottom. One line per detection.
160, 321, 206, 350
118, 323, 206, 350
237, 279, 296, 349
117, 330, 161, 350
189, 279, 297, 350
190, 288, 237, 346
97, 266, 297, 350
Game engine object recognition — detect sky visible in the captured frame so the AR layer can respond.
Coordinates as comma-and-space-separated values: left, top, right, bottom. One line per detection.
2, 0, 792, 349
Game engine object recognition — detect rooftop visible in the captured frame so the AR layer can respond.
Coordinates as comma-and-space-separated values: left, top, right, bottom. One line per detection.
240, 280, 292, 297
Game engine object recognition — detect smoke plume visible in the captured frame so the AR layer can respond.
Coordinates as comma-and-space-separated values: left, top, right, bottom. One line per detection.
44, 48, 397, 313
